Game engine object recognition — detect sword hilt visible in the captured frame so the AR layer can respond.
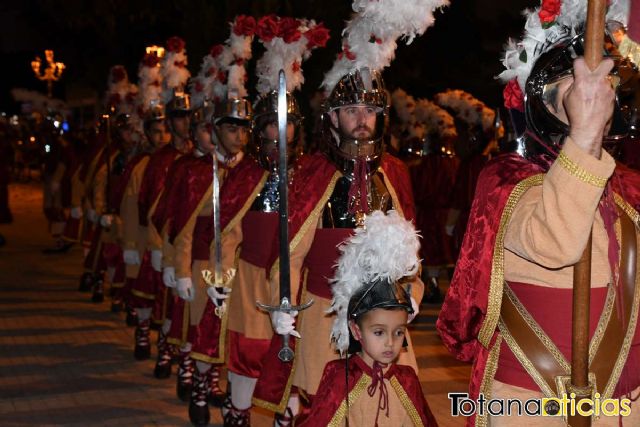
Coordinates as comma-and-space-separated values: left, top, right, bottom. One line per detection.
256, 297, 314, 362
256, 296, 314, 313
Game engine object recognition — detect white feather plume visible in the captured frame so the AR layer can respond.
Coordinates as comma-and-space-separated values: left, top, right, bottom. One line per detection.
414, 98, 457, 139
137, 54, 163, 115
329, 210, 420, 355
322, 0, 449, 94
189, 50, 224, 109
434, 89, 495, 131
255, 19, 328, 95
161, 38, 190, 105
391, 88, 416, 124
498, 0, 630, 91
104, 65, 138, 115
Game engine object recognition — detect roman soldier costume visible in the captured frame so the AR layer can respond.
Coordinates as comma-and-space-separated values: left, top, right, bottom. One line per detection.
252, 0, 449, 419
437, 1, 640, 425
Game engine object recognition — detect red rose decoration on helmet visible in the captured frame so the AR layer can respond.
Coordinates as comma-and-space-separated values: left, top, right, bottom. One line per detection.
291, 61, 301, 73
111, 66, 126, 83
166, 36, 186, 53
142, 53, 160, 68
209, 44, 224, 58
503, 79, 524, 112
305, 24, 330, 49
194, 80, 204, 93
538, 0, 561, 25
233, 15, 257, 37
217, 70, 227, 84
256, 15, 280, 42
279, 17, 302, 43
338, 44, 356, 61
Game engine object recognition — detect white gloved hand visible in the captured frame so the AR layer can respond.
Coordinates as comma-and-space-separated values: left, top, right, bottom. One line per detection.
162, 267, 176, 288
100, 214, 113, 228
408, 297, 420, 323
70, 206, 83, 219
123, 249, 141, 265
176, 277, 195, 301
445, 224, 455, 237
151, 250, 163, 272
87, 209, 98, 224
270, 311, 300, 338
206, 285, 231, 307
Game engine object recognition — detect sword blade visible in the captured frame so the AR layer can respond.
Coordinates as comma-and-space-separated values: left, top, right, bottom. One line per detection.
212, 147, 222, 283
277, 70, 291, 302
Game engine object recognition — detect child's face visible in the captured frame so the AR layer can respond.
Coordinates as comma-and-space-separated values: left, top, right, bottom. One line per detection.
349, 308, 408, 366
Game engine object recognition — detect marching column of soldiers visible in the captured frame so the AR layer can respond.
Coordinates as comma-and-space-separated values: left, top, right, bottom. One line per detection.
35, 0, 640, 425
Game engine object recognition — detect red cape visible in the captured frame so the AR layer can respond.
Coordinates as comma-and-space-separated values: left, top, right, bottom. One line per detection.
436, 153, 640, 426
167, 155, 269, 244
150, 154, 196, 232
266, 152, 416, 277
138, 144, 181, 226
298, 355, 437, 427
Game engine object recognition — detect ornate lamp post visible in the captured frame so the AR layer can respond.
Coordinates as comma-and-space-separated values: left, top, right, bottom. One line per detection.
31, 50, 65, 98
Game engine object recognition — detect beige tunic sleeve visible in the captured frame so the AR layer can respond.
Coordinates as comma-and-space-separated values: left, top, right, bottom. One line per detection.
504, 138, 616, 269
216, 220, 243, 274
162, 229, 175, 269
269, 220, 318, 305
121, 158, 149, 250
92, 164, 108, 215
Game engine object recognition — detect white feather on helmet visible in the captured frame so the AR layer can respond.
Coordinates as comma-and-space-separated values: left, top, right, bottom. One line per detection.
434, 89, 495, 132
161, 36, 190, 105
498, 0, 630, 91
254, 17, 330, 96
414, 98, 457, 139
137, 52, 163, 117
329, 210, 420, 355
321, 0, 449, 94
105, 65, 138, 116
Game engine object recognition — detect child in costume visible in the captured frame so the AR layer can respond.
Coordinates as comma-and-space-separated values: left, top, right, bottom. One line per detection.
300, 210, 437, 426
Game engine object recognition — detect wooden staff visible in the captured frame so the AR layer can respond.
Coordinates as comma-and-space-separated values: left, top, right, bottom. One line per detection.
569, 1, 606, 426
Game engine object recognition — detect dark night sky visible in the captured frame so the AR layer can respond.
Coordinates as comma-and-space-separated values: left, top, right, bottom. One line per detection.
0, 0, 538, 117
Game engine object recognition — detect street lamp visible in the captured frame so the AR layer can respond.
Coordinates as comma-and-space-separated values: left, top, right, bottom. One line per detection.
31, 50, 65, 98
145, 45, 165, 58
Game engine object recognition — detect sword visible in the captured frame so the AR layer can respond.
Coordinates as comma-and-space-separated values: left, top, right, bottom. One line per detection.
201, 113, 231, 318
256, 70, 313, 363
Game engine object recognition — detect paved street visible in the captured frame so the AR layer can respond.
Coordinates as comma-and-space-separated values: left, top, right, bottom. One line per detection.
0, 182, 470, 426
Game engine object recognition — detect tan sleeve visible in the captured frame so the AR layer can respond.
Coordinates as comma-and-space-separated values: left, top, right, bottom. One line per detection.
174, 198, 212, 279
147, 223, 163, 251
270, 219, 318, 305
162, 229, 175, 269
92, 164, 107, 214
174, 217, 196, 279
120, 159, 149, 250
216, 220, 243, 274
504, 138, 616, 268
